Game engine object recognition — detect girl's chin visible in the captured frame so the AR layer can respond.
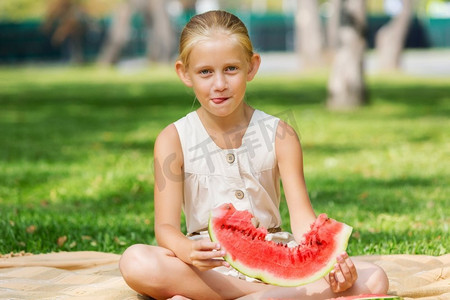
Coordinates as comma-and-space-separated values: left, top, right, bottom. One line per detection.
204, 106, 235, 118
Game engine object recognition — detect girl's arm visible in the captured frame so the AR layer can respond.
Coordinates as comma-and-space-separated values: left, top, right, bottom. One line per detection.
276, 120, 358, 293
154, 124, 189, 260
275, 120, 316, 242
153, 124, 227, 270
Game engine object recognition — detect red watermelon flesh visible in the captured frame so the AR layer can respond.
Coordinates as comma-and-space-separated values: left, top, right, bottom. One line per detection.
329, 294, 402, 300
208, 203, 353, 287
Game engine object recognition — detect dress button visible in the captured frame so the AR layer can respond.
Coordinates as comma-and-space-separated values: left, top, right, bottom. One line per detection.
235, 190, 244, 199
226, 153, 235, 164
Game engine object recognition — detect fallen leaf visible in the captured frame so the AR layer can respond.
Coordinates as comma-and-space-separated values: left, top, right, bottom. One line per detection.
358, 192, 369, 200
82, 235, 92, 241
114, 236, 126, 246
57, 236, 67, 247
26, 225, 36, 234
352, 231, 361, 239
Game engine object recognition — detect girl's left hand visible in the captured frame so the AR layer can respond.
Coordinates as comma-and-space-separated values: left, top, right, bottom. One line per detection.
328, 252, 358, 293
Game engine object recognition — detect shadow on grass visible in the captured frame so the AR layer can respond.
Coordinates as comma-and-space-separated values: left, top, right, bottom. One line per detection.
279, 175, 446, 227
368, 83, 450, 118
0, 81, 191, 164
1, 183, 157, 254
307, 176, 443, 213
247, 83, 327, 106
302, 144, 363, 155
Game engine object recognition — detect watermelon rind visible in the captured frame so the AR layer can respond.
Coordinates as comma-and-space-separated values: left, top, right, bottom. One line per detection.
329, 294, 402, 300
355, 297, 401, 300
354, 297, 402, 300
208, 205, 353, 287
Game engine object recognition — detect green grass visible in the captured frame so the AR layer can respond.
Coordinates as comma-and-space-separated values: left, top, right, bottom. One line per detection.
0, 66, 448, 256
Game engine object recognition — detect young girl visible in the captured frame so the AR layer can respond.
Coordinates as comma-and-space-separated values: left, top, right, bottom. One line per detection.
119, 10, 389, 300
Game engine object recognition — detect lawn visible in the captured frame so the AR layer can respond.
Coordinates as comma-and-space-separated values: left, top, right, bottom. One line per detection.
0, 65, 448, 256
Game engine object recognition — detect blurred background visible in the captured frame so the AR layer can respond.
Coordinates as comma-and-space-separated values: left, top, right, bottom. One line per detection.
0, 0, 449, 70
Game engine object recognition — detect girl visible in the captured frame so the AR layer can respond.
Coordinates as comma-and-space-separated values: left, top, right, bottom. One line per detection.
119, 10, 389, 300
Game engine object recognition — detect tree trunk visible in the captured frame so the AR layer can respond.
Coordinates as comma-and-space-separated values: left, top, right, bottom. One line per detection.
326, 0, 341, 51
296, 0, 324, 70
97, 0, 135, 65
375, 0, 413, 71
327, 0, 367, 110
43, 0, 88, 64
145, 0, 176, 63
97, 0, 176, 65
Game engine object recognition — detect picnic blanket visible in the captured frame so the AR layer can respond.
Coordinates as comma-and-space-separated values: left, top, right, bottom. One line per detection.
0, 251, 448, 299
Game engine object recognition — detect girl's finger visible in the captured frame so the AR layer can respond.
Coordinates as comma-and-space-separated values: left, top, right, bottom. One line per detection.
193, 240, 221, 251
334, 263, 346, 284
192, 258, 229, 271
191, 249, 225, 261
337, 254, 353, 282
342, 253, 358, 281
329, 270, 338, 292
193, 258, 225, 267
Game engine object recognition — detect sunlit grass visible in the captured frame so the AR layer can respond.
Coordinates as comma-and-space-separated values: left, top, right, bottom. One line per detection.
0, 66, 448, 256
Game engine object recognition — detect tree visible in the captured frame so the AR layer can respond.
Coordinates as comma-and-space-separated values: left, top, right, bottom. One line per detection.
326, 0, 341, 52
43, 0, 90, 63
375, 0, 413, 71
146, 0, 176, 63
295, 0, 325, 69
97, 0, 176, 66
41, 0, 120, 64
96, 0, 134, 65
327, 0, 367, 110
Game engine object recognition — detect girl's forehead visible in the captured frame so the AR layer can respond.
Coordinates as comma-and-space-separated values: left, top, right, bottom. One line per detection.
196, 32, 239, 48
189, 35, 247, 61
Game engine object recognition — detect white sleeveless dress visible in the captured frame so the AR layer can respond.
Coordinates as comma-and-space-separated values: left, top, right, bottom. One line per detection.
173, 109, 296, 281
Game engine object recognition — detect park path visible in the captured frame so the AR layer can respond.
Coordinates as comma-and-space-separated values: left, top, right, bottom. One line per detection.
258, 50, 450, 78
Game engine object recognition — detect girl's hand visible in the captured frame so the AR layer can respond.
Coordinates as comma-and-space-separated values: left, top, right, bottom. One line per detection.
328, 252, 358, 293
189, 239, 229, 271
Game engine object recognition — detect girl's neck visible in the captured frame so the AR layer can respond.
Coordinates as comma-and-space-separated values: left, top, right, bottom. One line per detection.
197, 102, 253, 133
196, 103, 255, 149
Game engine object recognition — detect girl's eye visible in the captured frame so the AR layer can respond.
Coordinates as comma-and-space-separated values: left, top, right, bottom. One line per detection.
199, 69, 211, 75
226, 66, 238, 72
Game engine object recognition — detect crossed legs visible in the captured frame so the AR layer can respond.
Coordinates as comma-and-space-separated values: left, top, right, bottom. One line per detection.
119, 244, 389, 300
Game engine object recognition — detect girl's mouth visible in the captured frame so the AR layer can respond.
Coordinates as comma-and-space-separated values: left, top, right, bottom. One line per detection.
211, 97, 229, 104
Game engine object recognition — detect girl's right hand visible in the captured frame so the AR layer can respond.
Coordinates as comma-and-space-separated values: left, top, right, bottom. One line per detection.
189, 239, 230, 271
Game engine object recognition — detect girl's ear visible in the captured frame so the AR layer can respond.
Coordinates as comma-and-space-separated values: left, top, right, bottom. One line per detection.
247, 53, 261, 82
175, 60, 193, 87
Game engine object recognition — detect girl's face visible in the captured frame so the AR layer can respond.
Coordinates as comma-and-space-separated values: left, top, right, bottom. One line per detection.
176, 34, 260, 118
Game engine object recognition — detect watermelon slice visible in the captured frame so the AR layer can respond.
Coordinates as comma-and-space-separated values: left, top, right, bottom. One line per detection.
208, 203, 353, 287
328, 294, 402, 300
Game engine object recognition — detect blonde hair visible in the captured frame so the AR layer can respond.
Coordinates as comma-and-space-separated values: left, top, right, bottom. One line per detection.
178, 10, 254, 67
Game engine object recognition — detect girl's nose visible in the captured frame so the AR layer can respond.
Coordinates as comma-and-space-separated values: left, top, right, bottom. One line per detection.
213, 73, 227, 91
